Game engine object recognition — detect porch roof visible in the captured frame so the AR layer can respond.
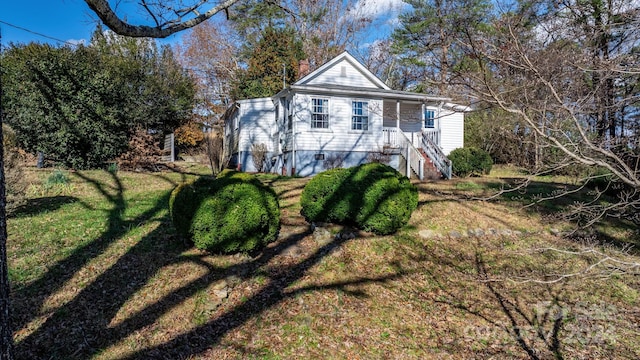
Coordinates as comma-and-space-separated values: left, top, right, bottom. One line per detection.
273, 84, 451, 103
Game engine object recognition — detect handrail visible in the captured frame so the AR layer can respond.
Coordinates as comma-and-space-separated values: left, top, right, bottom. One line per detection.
421, 130, 452, 179
397, 130, 424, 180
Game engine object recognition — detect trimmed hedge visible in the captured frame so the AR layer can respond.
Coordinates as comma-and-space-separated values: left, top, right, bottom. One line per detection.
300, 163, 418, 235
170, 171, 280, 253
449, 147, 493, 177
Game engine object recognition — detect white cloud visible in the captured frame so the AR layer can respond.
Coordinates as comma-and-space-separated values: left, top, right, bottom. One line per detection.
351, 0, 406, 20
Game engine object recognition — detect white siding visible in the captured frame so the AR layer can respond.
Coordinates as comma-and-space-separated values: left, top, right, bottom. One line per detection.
302, 59, 380, 89
238, 98, 277, 153
292, 94, 384, 153
224, 109, 240, 155
439, 108, 464, 155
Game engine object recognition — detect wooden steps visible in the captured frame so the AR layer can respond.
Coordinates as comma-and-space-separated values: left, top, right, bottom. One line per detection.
418, 148, 444, 180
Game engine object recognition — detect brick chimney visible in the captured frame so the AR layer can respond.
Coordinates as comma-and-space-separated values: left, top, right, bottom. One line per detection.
298, 59, 310, 79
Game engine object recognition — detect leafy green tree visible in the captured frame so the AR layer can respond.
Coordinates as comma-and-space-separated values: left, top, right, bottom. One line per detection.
1, 30, 195, 169
231, 26, 305, 99
391, 0, 491, 94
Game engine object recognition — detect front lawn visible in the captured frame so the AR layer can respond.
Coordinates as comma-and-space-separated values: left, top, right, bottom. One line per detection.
8, 165, 640, 359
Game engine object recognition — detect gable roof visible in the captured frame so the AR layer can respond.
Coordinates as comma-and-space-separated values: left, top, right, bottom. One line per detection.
295, 51, 391, 90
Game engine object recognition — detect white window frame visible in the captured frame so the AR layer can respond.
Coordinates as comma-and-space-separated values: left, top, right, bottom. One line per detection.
311, 98, 330, 129
351, 100, 369, 131
425, 109, 436, 128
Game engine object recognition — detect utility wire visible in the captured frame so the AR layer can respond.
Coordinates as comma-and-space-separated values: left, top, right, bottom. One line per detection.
0, 20, 81, 47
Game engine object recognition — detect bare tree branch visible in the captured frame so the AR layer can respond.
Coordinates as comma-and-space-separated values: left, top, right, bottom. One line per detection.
84, 0, 239, 38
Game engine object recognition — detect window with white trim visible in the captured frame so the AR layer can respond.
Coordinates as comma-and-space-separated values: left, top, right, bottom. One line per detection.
352, 101, 369, 131
311, 98, 329, 129
425, 109, 435, 128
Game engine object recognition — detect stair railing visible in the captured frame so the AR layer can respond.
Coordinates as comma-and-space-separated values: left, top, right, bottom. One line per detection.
397, 130, 424, 180
421, 131, 452, 179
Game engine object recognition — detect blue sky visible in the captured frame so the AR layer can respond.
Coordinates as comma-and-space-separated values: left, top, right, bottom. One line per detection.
0, 0, 405, 47
0, 0, 190, 46
0, 0, 100, 46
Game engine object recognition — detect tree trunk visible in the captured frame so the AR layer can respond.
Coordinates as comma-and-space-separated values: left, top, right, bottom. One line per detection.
0, 28, 14, 358
0, 120, 14, 360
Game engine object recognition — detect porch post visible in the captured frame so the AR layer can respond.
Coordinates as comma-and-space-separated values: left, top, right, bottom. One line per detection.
437, 101, 444, 146
421, 103, 425, 131
437, 101, 444, 131
406, 147, 411, 178
396, 100, 400, 131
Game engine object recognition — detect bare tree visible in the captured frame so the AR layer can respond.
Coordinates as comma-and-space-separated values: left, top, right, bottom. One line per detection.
458, 2, 640, 226
174, 20, 240, 118
84, 0, 240, 38
289, 0, 372, 70
250, 143, 268, 173
203, 131, 227, 175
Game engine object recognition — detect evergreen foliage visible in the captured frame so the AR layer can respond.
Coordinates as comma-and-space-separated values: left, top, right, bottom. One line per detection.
449, 147, 493, 177
391, 0, 491, 94
170, 171, 280, 253
231, 26, 305, 99
301, 163, 418, 235
0, 27, 195, 169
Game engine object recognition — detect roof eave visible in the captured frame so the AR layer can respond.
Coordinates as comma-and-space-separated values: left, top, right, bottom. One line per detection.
286, 84, 451, 102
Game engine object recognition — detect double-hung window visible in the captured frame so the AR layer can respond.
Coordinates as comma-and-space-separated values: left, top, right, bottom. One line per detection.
425, 109, 435, 128
352, 101, 369, 131
311, 98, 329, 129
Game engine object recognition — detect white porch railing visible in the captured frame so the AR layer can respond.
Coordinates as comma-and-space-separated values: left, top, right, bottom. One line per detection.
422, 128, 440, 147
397, 131, 424, 180
421, 130, 452, 179
384, 127, 441, 147
382, 126, 451, 180
382, 127, 398, 147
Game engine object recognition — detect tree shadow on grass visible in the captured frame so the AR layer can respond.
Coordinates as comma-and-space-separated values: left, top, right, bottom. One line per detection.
9, 196, 81, 218
12, 168, 406, 359
412, 233, 638, 360
11, 170, 179, 336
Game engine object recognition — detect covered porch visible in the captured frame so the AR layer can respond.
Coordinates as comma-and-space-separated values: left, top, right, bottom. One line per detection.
380, 99, 443, 148
378, 99, 451, 180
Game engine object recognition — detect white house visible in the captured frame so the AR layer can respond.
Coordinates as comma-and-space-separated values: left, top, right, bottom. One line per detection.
223, 51, 466, 179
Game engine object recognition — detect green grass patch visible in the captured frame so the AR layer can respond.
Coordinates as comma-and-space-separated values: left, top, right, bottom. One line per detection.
7, 167, 640, 359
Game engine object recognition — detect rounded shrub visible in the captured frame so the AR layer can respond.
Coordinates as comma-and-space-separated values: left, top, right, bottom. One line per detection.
300, 163, 418, 235
300, 167, 353, 224
169, 171, 280, 253
449, 147, 493, 177
353, 164, 418, 235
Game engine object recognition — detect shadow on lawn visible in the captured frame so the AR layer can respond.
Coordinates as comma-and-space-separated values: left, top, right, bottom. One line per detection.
414, 235, 637, 360
10, 196, 80, 218
12, 168, 403, 359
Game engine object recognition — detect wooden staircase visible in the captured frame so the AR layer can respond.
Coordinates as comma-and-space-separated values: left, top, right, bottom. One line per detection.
418, 148, 444, 179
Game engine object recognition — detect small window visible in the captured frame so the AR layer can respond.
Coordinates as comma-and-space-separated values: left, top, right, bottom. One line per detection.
352, 101, 369, 131
286, 100, 293, 130
314, 153, 325, 160
425, 109, 435, 128
311, 98, 329, 129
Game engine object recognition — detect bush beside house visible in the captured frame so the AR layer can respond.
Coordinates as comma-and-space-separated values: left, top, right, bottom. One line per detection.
449, 147, 493, 177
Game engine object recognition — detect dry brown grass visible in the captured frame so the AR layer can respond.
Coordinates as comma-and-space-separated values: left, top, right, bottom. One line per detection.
8, 167, 640, 359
